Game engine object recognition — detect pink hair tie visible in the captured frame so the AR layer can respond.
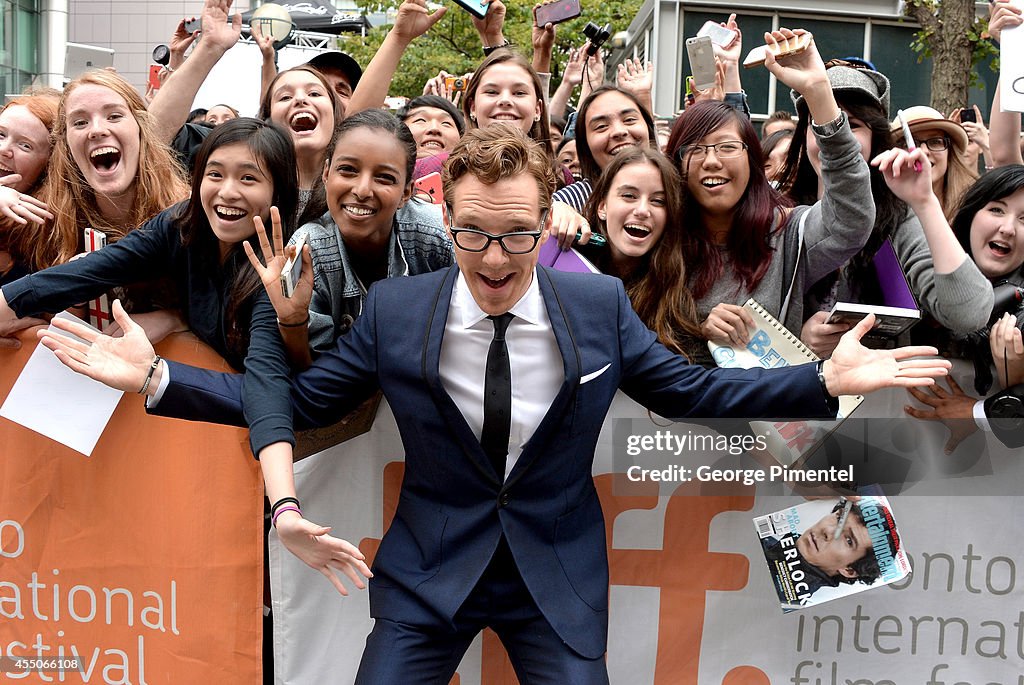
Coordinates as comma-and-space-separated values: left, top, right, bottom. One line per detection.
272, 505, 302, 527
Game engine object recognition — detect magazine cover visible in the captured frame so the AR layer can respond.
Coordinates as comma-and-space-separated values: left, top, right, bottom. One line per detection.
752, 489, 911, 613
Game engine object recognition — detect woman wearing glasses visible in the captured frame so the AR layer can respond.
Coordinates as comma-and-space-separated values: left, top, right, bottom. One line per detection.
890, 106, 977, 221
778, 65, 991, 357
666, 29, 874, 366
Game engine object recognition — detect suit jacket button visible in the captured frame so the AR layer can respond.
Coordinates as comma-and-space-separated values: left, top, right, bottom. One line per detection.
498, 493, 510, 508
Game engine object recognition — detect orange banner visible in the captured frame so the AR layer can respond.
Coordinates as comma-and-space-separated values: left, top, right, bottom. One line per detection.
0, 332, 263, 683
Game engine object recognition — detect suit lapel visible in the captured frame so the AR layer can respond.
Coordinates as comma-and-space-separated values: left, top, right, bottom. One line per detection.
505, 267, 582, 488
421, 265, 503, 486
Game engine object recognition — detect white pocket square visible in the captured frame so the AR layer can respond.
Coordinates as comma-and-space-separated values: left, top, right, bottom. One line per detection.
580, 363, 611, 385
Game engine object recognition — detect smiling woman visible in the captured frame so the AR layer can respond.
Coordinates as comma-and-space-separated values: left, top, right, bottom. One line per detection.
250, 109, 453, 364
1, 119, 299, 431
665, 30, 877, 366
0, 89, 59, 283
579, 148, 702, 359
42, 70, 189, 273
258, 66, 340, 223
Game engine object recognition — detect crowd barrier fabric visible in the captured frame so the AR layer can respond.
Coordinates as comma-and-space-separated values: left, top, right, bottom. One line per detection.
0, 333, 264, 684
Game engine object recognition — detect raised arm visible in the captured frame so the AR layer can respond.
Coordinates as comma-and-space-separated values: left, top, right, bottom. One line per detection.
147, 0, 241, 144
243, 207, 315, 370
870, 148, 992, 333
987, 1, 1024, 167
549, 47, 584, 120
251, 22, 279, 106
345, 0, 446, 115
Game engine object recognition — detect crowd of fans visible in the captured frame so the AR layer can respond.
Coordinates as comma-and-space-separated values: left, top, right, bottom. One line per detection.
1, 0, 1024, 672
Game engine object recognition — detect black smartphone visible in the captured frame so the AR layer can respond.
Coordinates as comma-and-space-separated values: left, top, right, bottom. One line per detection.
960, 108, 977, 124
451, 0, 488, 20
533, 0, 582, 27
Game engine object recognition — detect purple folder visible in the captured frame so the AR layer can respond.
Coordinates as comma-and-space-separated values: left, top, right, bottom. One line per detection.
538, 240, 600, 274
873, 239, 917, 309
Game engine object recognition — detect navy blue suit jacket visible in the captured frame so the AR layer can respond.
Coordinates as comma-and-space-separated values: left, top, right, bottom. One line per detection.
155, 265, 836, 658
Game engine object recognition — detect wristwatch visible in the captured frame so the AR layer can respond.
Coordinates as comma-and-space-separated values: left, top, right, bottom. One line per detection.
810, 110, 846, 137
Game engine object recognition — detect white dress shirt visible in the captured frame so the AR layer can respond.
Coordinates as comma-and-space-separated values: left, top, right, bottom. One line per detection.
439, 271, 564, 480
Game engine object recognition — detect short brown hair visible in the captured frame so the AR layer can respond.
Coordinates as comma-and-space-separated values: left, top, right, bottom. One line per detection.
443, 124, 556, 211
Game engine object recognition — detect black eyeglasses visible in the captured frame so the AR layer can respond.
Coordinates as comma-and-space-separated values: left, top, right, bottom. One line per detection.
447, 209, 548, 254
915, 136, 950, 152
676, 140, 748, 163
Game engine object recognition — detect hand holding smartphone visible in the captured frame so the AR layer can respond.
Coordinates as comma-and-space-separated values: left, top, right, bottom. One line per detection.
280, 230, 308, 298
685, 36, 718, 91
696, 20, 738, 48
742, 32, 812, 69
533, 0, 581, 27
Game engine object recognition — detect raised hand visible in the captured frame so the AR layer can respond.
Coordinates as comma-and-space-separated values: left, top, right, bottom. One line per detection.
242, 206, 313, 327
762, 28, 828, 98
250, 21, 276, 60
36, 299, 159, 394
391, 0, 447, 45
713, 13, 743, 65
822, 314, 950, 397
472, 0, 506, 47
562, 47, 586, 88
989, 0, 1023, 43
199, 0, 242, 56
617, 58, 653, 97
871, 147, 934, 209
273, 512, 373, 596
169, 17, 199, 69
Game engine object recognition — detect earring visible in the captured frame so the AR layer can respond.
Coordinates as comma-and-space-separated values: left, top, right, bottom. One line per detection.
535, 114, 541, 122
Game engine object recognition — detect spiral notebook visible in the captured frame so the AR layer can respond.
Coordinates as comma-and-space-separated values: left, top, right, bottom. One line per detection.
708, 298, 863, 466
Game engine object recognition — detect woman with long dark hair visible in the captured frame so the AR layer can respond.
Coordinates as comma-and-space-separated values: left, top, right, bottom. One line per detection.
666, 30, 875, 365
581, 147, 702, 359
1, 118, 300, 430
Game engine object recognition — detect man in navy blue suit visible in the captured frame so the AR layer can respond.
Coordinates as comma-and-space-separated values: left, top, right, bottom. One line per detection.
40, 126, 950, 684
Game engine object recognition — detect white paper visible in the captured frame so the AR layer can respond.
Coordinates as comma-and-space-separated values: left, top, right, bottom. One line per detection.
0, 312, 124, 456
1000, 22, 1024, 112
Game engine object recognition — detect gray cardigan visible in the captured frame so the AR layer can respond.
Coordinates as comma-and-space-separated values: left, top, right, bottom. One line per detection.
691, 117, 875, 366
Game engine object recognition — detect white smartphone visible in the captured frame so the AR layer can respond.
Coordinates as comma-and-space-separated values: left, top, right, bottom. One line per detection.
696, 20, 737, 48
279, 230, 308, 298
685, 36, 717, 91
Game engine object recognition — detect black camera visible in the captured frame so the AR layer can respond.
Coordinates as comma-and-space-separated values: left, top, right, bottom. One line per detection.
583, 22, 611, 56
152, 44, 170, 66
965, 281, 1024, 394
987, 281, 1024, 328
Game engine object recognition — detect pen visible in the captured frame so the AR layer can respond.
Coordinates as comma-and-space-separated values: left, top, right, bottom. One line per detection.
897, 109, 924, 172
832, 497, 852, 545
